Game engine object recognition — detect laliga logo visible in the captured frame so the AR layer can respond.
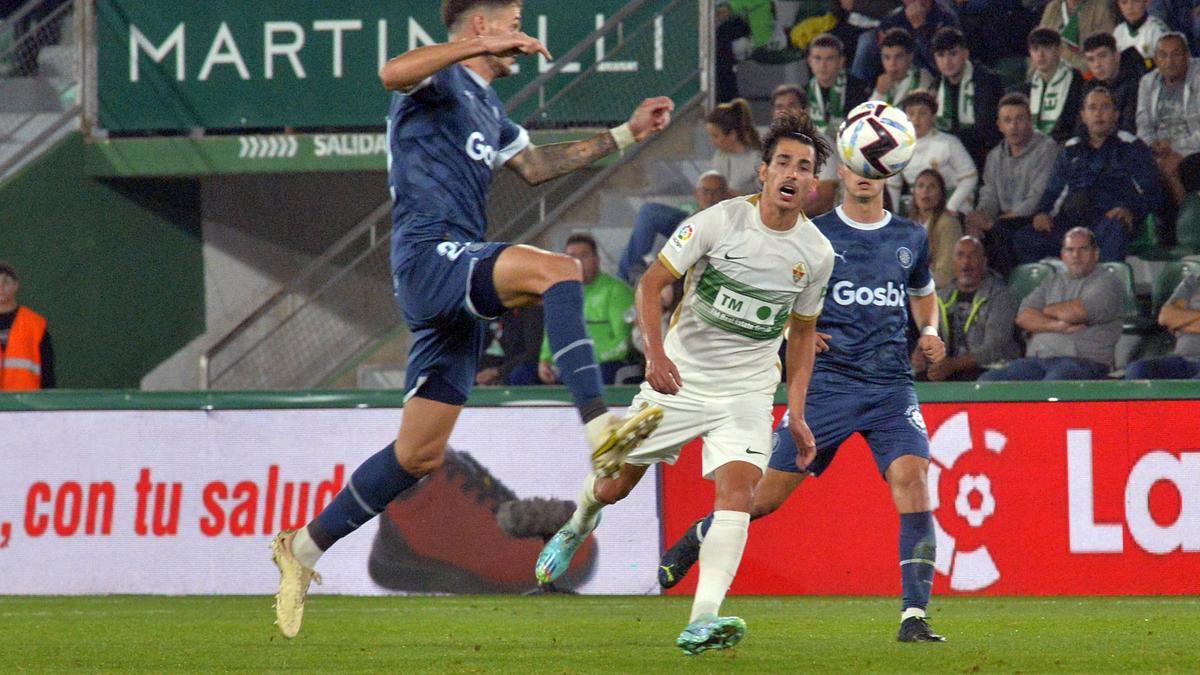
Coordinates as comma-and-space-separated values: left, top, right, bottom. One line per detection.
928, 411, 1003, 591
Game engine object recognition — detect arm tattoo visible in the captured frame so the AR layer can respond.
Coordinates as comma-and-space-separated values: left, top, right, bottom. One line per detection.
512, 131, 617, 185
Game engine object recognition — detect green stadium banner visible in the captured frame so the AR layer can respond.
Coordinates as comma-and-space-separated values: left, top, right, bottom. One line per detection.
96, 0, 696, 132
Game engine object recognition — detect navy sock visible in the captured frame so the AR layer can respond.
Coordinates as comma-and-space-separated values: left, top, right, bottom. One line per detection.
899, 511, 936, 611
308, 443, 420, 550
542, 280, 605, 419
697, 513, 715, 540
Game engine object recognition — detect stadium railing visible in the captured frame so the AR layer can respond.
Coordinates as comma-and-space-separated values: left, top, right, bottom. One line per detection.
198, 0, 710, 390
0, 0, 81, 182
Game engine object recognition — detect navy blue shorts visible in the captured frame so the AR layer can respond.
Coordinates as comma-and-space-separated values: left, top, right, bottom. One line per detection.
393, 241, 509, 405
768, 381, 930, 477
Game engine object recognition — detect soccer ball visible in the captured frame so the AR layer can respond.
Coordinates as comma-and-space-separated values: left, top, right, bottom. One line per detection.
836, 101, 916, 180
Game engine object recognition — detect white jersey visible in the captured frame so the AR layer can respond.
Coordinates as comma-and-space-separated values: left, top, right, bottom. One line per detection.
656, 195, 835, 398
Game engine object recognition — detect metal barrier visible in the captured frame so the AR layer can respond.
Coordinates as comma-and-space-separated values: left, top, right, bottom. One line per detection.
0, 0, 80, 182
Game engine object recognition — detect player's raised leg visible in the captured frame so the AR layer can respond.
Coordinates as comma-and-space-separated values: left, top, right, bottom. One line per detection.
886, 454, 944, 643
676, 460, 760, 655
492, 244, 661, 475
535, 462, 649, 584
272, 397, 460, 638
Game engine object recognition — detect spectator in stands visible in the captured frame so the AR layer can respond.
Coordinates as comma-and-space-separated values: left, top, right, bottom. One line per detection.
1038, 0, 1118, 72
981, 227, 1123, 380
888, 90, 978, 216
1125, 271, 1200, 378
1115, 0, 1172, 66
805, 32, 870, 214
0, 262, 54, 390
1022, 27, 1087, 144
476, 306, 544, 386
1028, 87, 1161, 262
909, 168, 963, 288
931, 27, 1004, 169
1136, 32, 1200, 229
618, 171, 734, 285
1081, 31, 1148, 134
832, 0, 901, 82
757, 84, 807, 139
706, 98, 763, 195
966, 92, 1062, 276
852, 0, 958, 83
869, 27, 936, 105
914, 236, 1020, 381
806, 32, 871, 139
539, 234, 636, 386
713, 0, 797, 102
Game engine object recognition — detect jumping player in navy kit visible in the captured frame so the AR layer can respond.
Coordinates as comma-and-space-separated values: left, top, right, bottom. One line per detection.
268, 0, 671, 639
657, 162, 950, 643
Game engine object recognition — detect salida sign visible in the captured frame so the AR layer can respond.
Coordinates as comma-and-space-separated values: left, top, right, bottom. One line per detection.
661, 401, 1200, 596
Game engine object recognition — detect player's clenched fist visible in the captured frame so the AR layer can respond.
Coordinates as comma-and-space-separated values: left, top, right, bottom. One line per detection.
917, 334, 945, 363
479, 31, 552, 60
628, 97, 675, 141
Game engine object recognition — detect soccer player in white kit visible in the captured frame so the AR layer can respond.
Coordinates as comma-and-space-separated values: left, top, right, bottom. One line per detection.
535, 114, 836, 655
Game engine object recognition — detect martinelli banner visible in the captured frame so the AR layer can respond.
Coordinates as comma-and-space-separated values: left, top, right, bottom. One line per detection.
0, 408, 661, 595
96, 0, 698, 132
662, 401, 1200, 596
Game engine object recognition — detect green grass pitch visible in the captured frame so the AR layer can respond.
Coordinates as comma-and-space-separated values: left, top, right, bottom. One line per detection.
2, 595, 1197, 672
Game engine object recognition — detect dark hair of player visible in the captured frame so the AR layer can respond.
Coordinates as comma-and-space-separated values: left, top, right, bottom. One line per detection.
931, 27, 966, 54
442, 0, 522, 31
1082, 31, 1117, 54
880, 27, 916, 54
808, 32, 844, 55
706, 98, 764, 150
1028, 27, 1062, 49
899, 89, 938, 115
564, 232, 599, 255
760, 112, 830, 174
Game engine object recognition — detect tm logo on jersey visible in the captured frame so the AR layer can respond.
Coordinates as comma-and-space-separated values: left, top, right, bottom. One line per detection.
464, 131, 497, 165
695, 267, 789, 339
831, 280, 907, 307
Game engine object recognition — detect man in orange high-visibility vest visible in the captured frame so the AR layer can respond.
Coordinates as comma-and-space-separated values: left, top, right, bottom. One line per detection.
0, 262, 54, 390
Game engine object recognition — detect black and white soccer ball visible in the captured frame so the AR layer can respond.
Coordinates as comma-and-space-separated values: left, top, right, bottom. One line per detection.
836, 101, 917, 180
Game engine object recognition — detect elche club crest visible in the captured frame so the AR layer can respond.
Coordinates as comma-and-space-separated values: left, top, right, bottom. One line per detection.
792, 261, 807, 284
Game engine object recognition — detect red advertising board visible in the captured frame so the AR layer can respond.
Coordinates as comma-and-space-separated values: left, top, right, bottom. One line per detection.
661, 401, 1200, 596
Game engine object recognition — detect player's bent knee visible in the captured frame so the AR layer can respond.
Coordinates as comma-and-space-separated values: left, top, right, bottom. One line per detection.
395, 444, 445, 477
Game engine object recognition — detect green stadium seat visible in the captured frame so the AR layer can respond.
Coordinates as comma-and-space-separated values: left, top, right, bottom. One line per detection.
1151, 260, 1200, 316
1171, 193, 1200, 257
1008, 262, 1055, 305
1099, 261, 1153, 333
1128, 213, 1177, 261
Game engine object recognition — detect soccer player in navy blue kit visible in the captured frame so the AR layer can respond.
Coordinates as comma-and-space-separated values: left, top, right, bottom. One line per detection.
658, 162, 950, 643
269, 0, 671, 638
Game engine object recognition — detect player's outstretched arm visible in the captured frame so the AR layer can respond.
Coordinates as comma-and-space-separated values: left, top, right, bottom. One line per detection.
379, 33, 550, 91
505, 97, 674, 185
636, 260, 683, 395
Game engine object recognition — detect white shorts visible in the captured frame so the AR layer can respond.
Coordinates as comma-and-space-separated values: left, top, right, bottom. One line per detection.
624, 384, 775, 479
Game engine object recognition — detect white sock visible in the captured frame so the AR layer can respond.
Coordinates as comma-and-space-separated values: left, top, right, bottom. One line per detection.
901, 607, 927, 622
291, 526, 324, 570
567, 472, 605, 534
689, 510, 750, 622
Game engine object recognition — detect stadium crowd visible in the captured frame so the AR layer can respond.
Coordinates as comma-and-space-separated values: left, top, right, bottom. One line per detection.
476, 0, 1200, 385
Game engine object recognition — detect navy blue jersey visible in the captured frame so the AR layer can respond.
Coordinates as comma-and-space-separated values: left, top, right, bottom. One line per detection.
812, 207, 934, 385
386, 64, 529, 270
